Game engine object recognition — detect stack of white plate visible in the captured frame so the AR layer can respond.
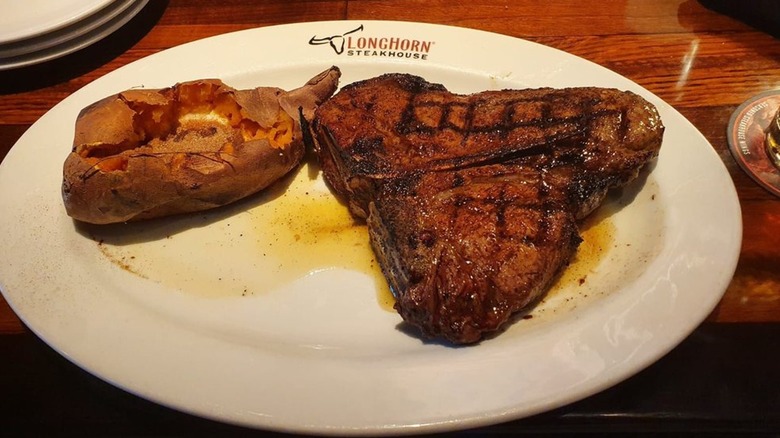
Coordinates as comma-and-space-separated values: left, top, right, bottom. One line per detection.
0, 0, 150, 70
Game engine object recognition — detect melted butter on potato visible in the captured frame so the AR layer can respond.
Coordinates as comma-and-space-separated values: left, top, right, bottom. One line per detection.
177, 111, 231, 126
76, 80, 295, 172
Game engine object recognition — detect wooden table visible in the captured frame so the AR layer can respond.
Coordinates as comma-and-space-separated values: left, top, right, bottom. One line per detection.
1, 0, 778, 435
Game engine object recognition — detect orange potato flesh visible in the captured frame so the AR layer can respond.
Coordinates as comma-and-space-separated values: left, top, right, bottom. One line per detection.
85, 155, 128, 172
79, 81, 295, 170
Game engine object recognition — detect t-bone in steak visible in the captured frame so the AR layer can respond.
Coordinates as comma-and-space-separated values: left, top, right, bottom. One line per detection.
309, 73, 664, 344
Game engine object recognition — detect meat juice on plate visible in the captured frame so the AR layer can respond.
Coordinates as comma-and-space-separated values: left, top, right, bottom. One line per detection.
249, 162, 394, 311
91, 162, 620, 322
544, 203, 616, 304
90, 161, 393, 310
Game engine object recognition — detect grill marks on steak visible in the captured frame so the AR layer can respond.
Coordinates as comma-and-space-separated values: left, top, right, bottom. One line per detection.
310, 73, 664, 344
314, 74, 661, 219
369, 166, 583, 343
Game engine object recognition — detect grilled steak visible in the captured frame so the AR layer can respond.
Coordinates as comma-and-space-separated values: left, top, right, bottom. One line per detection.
310, 73, 664, 344
312, 73, 663, 219
369, 165, 583, 343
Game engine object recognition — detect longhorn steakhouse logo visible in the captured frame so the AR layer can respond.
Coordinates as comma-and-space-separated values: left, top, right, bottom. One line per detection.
308, 24, 434, 60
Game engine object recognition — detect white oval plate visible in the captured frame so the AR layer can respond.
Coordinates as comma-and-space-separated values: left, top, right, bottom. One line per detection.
0, 0, 149, 70
0, 21, 741, 435
0, 0, 114, 44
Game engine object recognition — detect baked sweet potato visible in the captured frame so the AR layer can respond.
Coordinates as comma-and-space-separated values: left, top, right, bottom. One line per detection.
62, 66, 341, 224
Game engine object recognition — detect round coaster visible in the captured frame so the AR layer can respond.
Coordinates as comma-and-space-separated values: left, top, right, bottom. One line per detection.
727, 90, 780, 197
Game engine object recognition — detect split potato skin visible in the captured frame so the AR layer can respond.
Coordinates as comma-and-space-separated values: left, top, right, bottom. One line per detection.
62, 67, 341, 224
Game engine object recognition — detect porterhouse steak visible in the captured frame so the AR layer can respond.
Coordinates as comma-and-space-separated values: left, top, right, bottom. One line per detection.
309, 73, 664, 344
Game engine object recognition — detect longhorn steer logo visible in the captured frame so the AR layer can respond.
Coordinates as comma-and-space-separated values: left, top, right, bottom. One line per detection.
308, 25, 434, 61
309, 25, 364, 54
